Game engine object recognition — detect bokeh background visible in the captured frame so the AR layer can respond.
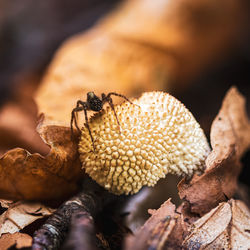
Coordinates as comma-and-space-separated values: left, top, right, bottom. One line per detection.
0, 0, 249, 186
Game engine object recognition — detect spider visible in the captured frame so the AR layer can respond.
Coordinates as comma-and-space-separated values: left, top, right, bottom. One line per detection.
71, 92, 135, 150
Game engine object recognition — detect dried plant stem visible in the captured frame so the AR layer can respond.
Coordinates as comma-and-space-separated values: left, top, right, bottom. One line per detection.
62, 211, 97, 250
32, 179, 115, 250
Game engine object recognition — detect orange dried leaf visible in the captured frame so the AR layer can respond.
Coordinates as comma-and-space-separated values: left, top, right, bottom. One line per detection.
183, 199, 250, 249
0, 125, 84, 201
0, 232, 32, 250
0, 79, 86, 201
178, 87, 250, 215
0, 79, 84, 201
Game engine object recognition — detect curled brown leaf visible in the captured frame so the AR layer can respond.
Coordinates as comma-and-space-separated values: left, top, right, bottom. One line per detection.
0, 125, 84, 201
0, 79, 85, 201
178, 87, 250, 215
183, 199, 250, 249
125, 199, 188, 250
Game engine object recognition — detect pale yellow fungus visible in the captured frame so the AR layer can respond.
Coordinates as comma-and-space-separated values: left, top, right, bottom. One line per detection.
79, 92, 210, 195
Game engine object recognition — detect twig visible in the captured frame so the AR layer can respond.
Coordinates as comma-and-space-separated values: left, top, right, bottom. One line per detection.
62, 211, 97, 250
32, 179, 115, 250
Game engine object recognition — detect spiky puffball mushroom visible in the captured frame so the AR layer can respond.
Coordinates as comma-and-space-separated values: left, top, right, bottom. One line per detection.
79, 92, 211, 195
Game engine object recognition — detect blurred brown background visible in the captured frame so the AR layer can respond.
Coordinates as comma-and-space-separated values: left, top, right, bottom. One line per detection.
0, 0, 250, 186
0, 0, 120, 103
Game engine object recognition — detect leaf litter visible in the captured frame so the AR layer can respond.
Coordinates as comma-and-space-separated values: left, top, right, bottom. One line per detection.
0, 200, 54, 236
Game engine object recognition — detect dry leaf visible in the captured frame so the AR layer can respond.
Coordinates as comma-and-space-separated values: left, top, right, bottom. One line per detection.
0, 201, 54, 236
0, 81, 84, 201
125, 199, 187, 250
0, 199, 12, 209
0, 232, 32, 250
178, 87, 250, 215
183, 199, 250, 249
101, 0, 249, 85
0, 80, 85, 201
35, 30, 172, 128
0, 124, 84, 201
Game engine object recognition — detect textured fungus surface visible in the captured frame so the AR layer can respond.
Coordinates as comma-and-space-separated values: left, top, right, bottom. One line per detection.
79, 92, 210, 195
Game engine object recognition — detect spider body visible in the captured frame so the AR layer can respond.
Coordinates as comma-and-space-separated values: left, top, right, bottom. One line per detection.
71, 92, 134, 151
87, 92, 103, 111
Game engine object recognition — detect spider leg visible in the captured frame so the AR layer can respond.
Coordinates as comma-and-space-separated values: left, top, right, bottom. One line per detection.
83, 105, 96, 151
102, 92, 140, 132
71, 106, 84, 135
71, 100, 95, 151
71, 100, 87, 136
106, 97, 121, 133
106, 92, 136, 106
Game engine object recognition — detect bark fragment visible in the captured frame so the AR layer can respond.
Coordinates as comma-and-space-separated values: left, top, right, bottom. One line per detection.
32, 179, 115, 250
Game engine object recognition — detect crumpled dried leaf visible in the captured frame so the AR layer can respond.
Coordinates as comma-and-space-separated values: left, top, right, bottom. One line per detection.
125, 198, 250, 249
178, 87, 250, 215
0, 124, 84, 201
183, 199, 250, 249
0, 201, 54, 236
125, 199, 187, 250
0, 232, 32, 250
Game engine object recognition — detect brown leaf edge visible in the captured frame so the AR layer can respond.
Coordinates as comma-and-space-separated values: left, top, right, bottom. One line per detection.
0, 201, 54, 236
183, 199, 250, 249
0, 122, 85, 201
124, 199, 189, 250
125, 198, 250, 250
178, 86, 250, 215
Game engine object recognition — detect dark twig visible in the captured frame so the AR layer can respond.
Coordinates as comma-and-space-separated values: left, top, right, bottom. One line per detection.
62, 211, 97, 250
32, 179, 115, 250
